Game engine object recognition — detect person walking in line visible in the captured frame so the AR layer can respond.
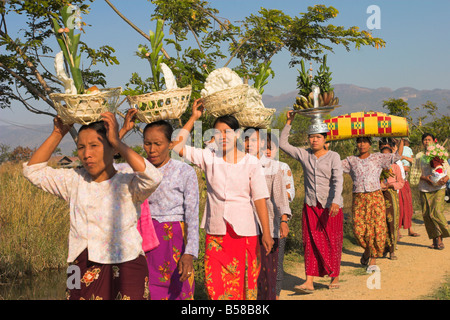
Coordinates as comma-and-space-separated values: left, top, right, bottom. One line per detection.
172, 99, 273, 300
379, 145, 405, 260
244, 127, 291, 300
265, 133, 295, 300
379, 138, 418, 238
23, 113, 162, 300
279, 110, 344, 293
342, 136, 404, 270
415, 133, 450, 250
119, 109, 199, 300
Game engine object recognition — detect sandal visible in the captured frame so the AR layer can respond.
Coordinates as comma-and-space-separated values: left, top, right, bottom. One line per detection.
408, 232, 420, 237
437, 242, 445, 250
294, 285, 314, 294
360, 253, 370, 266
429, 238, 438, 249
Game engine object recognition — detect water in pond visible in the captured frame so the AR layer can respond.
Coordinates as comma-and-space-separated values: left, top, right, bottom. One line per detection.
0, 269, 67, 300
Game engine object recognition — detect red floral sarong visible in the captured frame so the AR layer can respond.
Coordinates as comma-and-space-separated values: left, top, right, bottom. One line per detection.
204, 223, 260, 300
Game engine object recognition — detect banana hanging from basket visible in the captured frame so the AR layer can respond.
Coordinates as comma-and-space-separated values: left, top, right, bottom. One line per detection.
293, 91, 339, 110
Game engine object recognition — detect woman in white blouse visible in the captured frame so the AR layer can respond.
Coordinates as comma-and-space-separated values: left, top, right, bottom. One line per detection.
172, 99, 273, 300
23, 113, 162, 300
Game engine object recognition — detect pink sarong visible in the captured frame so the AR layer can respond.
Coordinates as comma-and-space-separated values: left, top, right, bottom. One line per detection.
302, 203, 343, 278
398, 180, 414, 230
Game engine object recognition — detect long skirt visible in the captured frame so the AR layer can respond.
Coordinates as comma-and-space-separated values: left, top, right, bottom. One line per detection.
398, 181, 414, 230
204, 223, 260, 300
382, 189, 400, 254
352, 190, 387, 258
420, 189, 450, 239
257, 237, 279, 300
302, 203, 343, 278
276, 237, 287, 297
67, 249, 149, 300
146, 220, 195, 300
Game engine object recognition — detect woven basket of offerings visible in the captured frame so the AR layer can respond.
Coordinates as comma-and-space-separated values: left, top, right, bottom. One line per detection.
126, 86, 192, 123
49, 87, 122, 125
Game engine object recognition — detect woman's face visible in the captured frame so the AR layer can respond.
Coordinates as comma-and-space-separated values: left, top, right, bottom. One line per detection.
266, 141, 278, 159
245, 131, 261, 157
214, 121, 238, 154
77, 128, 115, 181
357, 140, 371, 154
422, 135, 434, 148
308, 134, 326, 152
143, 126, 172, 168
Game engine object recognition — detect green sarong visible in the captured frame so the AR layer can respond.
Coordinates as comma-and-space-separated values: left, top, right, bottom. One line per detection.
420, 188, 450, 239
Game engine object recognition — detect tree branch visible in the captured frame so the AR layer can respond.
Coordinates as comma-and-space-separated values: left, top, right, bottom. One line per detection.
0, 61, 56, 108
0, 29, 54, 97
104, 0, 171, 60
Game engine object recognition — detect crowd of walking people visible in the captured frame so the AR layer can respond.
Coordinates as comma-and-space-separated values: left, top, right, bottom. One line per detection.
22, 98, 449, 300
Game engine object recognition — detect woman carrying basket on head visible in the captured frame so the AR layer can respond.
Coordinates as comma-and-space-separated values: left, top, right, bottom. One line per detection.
118, 109, 199, 300
342, 136, 404, 270
172, 99, 274, 300
279, 110, 344, 293
23, 112, 162, 300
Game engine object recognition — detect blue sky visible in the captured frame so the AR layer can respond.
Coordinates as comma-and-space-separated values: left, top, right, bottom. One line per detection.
1, 0, 450, 125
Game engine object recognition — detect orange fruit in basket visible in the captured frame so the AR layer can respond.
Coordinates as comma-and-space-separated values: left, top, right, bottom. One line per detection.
86, 86, 100, 94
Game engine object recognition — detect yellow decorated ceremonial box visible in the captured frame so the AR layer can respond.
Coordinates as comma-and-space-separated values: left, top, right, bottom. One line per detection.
324, 111, 409, 141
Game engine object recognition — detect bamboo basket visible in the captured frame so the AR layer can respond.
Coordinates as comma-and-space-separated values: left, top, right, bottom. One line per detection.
49, 87, 122, 125
126, 86, 192, 123
235, 107, 276, 129
202, 84, 248, 118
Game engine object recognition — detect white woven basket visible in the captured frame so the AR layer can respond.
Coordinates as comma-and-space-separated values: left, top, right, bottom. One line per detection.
49, 87, 122, 125
126, 86, 192, 123
202, 84, 248, 118
235, 107, 276, 129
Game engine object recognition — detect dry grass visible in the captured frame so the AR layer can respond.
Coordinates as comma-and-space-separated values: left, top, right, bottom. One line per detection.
0, 162, 69, 281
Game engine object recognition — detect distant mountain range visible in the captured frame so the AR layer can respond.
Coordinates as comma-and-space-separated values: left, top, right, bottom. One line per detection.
262, 84, 450, 117
1, 84, 449, 156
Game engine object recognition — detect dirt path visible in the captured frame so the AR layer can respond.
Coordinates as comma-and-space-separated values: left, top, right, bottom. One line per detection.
279, 209, 450, 300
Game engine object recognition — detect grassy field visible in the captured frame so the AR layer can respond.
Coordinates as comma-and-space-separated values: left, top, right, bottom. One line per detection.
0, 154, 445, 300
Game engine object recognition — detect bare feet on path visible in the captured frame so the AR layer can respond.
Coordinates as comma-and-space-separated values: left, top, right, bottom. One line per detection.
280, 210, 450, 300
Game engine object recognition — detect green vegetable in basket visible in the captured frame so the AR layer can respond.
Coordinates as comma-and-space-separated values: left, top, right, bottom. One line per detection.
51, 5, 84, 94
252, 61, 274, 95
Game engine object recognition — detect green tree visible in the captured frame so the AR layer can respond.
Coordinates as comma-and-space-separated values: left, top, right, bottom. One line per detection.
382, 98, 411, 119
0, 0, 119, 141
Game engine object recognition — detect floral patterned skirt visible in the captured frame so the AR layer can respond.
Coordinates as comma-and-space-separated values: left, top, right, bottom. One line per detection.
146, 220, 195, 300
67, 249, 149, 300
204, 223, 260, 300
352, 190, 387, 258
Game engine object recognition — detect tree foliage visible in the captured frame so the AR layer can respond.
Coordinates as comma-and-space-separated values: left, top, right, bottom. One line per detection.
0, 0, 119, 115
383, 98, 449, 148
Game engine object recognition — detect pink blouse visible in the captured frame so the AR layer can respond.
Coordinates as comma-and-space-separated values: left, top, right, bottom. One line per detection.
385, 163, 405, 191
184, 145, 269, 237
